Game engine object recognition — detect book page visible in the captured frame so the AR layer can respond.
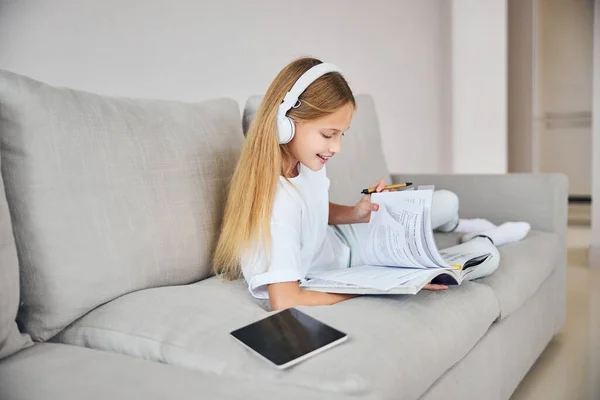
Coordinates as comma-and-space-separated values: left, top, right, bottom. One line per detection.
393, 187, 449, 268
304, 265, 429, 291
359, 200, 426, 267
359, 190, 441, 268
402, 271, 454, 286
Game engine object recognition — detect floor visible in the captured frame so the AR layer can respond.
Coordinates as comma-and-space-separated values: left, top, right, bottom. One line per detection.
510, 214, 600, 400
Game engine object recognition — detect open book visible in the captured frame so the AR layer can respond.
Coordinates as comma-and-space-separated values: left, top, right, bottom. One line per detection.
300, 186, 498, 295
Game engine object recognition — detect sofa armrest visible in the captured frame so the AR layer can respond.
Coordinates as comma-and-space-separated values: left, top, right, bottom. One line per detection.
391, 173, 569, 240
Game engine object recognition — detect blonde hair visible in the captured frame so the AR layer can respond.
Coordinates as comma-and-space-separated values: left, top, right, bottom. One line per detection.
213, 57, 355, 280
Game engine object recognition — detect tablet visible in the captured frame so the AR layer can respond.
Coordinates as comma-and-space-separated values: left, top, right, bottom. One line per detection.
230, 308, 348, 369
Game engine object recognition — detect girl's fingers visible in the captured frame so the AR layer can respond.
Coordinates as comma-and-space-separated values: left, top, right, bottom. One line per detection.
367, 179, 387, 193
424, 284, 448, 291
372, 203, 379, 211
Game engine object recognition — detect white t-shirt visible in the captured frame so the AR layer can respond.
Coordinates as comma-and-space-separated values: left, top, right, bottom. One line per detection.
241, 164, 350, 299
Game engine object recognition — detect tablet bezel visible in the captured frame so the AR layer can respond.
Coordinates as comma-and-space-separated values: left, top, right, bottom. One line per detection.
229, 308, 348, 370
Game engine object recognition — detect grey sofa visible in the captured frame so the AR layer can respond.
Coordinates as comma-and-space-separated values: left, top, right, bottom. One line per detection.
0, 70, 568, 400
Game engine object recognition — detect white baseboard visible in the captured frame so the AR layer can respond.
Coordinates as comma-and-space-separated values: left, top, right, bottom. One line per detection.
590, 245, 600, 268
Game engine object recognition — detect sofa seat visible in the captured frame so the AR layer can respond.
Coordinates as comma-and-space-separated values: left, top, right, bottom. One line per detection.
434, 230, 562, 318
53, 277, 500, 400
0, 343, 372, 400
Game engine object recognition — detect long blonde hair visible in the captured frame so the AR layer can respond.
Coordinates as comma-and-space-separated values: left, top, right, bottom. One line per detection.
213, 57, 355, 280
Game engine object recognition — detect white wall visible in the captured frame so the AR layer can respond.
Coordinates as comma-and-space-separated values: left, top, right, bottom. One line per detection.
0, 0, 445, 174
0, 0, 509, 175
449, 0, 508, 174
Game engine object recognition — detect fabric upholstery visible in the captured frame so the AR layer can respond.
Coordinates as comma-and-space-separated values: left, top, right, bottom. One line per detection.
433, 230, 561, 319
0, 343, 374, 400
420, 269, 561, 400
0, 152, 32, 359
0, 69, 243, 341
477, 231, 561, 318
54, 276, 500, 399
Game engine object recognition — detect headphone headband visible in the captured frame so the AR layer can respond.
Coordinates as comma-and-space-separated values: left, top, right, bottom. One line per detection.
278, 63, 342, 114
275, 62, 342, 144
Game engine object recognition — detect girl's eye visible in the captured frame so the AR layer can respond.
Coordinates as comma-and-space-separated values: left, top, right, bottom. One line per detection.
321, 133, 333, 139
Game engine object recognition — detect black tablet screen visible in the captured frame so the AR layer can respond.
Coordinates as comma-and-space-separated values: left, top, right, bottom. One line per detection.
230, 308, 347, 367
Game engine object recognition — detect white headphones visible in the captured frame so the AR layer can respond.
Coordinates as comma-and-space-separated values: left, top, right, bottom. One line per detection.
276, 62, 342, 144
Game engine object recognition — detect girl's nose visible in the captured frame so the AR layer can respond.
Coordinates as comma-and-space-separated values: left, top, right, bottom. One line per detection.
329, 136, 342, 155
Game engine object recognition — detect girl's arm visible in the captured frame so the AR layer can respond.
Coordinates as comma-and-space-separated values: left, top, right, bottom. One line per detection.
328, 202, 366, 225
268, 281, 357, 311
328, 179, 387, 225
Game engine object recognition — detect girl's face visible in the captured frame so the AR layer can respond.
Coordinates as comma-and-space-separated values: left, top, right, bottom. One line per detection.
288, 103, 354, 173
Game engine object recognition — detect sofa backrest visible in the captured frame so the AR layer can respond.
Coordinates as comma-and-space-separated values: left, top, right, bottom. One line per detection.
0, 70, 243, 341
243, 94, 391, 206
0, 152, 32, 359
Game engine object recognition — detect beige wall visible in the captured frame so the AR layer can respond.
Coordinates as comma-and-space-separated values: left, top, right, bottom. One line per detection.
508, 0, 594, 197
592, 0, 600, 267
508, 0, 536, 173
538, 0, 594, 196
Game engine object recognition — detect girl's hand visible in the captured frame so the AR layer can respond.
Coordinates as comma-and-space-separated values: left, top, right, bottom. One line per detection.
423, 283, 448, 291
353, 179, 386, 223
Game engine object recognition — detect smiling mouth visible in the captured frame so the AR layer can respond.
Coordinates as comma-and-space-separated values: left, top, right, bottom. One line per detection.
317, 154, 332, 162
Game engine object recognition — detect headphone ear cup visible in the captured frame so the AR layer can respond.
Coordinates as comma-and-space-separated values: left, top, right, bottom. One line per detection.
276, 115, 295, 144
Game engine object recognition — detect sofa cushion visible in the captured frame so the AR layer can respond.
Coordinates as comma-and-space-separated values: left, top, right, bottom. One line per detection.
0, 69, 243, 341
0, 343, 372, 400
0, 153, 32, 359
433, 230, 561, 318
243, 94, 391, 206
419, 269, 562, 400
53, 277, 500, 400
477, 230, 561, 318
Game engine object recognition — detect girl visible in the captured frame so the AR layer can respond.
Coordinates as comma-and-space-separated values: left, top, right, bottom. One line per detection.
213, 57, 529, 311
